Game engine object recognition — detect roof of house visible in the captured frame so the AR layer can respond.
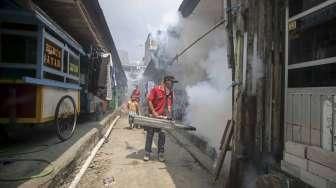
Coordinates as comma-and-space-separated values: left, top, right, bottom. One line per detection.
32, 0, 114, 52
178, 0, 200, 17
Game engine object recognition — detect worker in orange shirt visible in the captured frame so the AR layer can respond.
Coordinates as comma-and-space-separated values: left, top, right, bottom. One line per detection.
127, 96, 140, 129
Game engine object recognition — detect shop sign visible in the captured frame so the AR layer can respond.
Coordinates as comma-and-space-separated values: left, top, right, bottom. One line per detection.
69, 54, 80, 76
44, 40, 62, 70
288, 21, 296, 31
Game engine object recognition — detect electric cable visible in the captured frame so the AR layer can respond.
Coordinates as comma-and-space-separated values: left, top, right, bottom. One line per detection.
0, 158, 54, 181
0, 141, 63, 181
0, 145, 49, 157
169, 18, 226, 65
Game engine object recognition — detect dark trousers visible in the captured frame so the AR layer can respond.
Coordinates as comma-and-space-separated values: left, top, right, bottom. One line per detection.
128, 115, 134, 126
145, 128, 165, 153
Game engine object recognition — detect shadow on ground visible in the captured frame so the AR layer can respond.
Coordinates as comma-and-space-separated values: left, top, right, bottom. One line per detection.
124, 128, 221, 188
72, 114, 225, 188
0, 113, 112, 188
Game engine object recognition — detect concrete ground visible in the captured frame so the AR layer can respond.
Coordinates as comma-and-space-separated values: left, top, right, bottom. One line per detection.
76, 115, 220, 188
0, 112, 118, 188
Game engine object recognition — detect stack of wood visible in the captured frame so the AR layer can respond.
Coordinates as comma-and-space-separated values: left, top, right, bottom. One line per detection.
281, 141, 336, 188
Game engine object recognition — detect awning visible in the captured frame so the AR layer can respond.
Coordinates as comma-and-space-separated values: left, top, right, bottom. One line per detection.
32, 0, 115, 51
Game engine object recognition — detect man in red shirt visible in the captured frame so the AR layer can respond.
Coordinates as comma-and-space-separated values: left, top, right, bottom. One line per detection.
144, 75, 177, 162
131, 85, 141, 102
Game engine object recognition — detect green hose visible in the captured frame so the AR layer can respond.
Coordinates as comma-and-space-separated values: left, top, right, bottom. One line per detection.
0, 145, 49, 157
0, 158, 54, 181
0, 140, 65, 181
0, 144, 57, 181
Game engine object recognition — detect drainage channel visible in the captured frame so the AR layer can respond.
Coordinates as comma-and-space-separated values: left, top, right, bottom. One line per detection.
68, 116, 120, 188
49, 115, 121, 188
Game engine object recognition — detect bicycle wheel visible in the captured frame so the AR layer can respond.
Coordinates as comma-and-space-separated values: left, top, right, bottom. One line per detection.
55, 95, 77, 141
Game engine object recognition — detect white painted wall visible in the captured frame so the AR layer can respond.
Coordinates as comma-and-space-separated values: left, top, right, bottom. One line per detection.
42, 87, 79, 118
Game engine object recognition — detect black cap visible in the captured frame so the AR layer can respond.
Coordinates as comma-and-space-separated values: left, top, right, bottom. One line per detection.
164, 75, 178, 83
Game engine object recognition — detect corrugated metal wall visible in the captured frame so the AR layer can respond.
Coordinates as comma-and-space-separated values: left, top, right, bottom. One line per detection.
286, 88, 336, 151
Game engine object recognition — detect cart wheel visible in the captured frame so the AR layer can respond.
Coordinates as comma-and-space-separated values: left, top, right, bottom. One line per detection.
55, 95, 77, 141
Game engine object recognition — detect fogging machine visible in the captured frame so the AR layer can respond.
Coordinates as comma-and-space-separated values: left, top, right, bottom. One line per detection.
133, 115, 196, 131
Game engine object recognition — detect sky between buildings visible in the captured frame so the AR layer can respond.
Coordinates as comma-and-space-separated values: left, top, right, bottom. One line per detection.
98, 0, 183, 64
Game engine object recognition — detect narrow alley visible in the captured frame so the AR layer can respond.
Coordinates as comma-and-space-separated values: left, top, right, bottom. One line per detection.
75, 114, 219, 188
1, 0, 336, 187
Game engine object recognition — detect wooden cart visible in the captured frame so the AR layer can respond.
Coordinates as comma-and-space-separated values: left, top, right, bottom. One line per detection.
0, 7, 83, 140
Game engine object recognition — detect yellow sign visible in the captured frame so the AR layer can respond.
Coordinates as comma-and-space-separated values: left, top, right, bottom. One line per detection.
69, 63, 79, 74
69, 54, 80, 76
288, 21, 296, 31
44, 40, 62, 70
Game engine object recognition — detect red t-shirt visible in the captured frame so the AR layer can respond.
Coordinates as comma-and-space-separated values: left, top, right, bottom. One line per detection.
147, 85, 172, 115
131, 89, 140, 98
131, 88, 141, 102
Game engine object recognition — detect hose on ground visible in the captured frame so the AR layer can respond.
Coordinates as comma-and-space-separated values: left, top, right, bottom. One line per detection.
0, 145, 49, 157
0, 158, 54, 181
0, 143, 62, 181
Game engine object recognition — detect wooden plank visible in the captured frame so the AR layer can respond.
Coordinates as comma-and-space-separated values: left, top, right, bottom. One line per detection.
300, 170, 328, 188
281, 160, 301, 178
283, 153, 336, 188
34, 6, 85, 54
285, 141, 307, 158
307, 146, 336, 171
310, 94, 321, 130
36, 24, 44, 79
219, 120, 231, 150
293, 126, 301, 143
285, 124, 293, 142
213, 120, 233, 181
302, 127, 310, 145
304, 94, 311, 145
286, 95, 293, 142
42, 86, 79, 118
327, 181, 336, 188
284, 152, 308, 170
308, 160, 336, 183
49, 0, 75, 4
23, 77, 81, 90
311, 129, 321, 147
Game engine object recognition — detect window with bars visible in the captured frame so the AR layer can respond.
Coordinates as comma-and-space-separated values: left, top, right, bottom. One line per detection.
289, 0, 329, 17
289, 4, 336, 65
288, 63, 336, 88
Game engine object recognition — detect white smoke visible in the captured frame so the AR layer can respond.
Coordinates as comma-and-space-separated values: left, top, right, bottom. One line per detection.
146, 3, 232, 152
149, 13, 182, 70
162, 10, 180, 28
170, 8, 232, 152
185, 47, 232, 150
